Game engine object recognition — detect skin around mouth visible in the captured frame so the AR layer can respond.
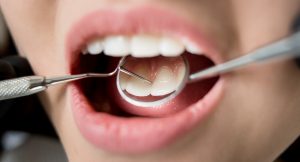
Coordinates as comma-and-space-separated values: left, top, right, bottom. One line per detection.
66, 6, 225, 154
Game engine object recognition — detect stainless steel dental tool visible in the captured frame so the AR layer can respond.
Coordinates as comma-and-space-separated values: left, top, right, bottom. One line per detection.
1, 31, 300, 106
189, 31, 300, 82
0, 57, 151, 101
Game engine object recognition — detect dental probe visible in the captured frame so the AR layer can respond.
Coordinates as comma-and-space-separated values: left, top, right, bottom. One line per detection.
189, 30, 300, 82
0, 57, 151, 101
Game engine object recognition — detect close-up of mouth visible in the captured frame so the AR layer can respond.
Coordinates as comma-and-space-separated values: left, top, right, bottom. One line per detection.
66, 6, 225, 154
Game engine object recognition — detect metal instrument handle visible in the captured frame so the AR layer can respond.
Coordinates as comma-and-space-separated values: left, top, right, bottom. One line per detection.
0, 76, 46, 101
189, 31, 300, 82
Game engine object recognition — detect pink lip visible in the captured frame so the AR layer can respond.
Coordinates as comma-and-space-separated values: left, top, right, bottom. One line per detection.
66, 6, 224, 153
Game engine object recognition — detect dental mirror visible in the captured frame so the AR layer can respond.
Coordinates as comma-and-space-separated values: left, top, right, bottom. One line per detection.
117, 55, 189, 107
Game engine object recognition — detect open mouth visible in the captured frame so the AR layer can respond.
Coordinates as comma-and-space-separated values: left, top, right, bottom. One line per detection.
74, 35, 218, 117
66, 6, 224, 154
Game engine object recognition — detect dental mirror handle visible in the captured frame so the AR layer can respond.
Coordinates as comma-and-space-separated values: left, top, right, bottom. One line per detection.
0, 73, 102, 101
0, 73, 93, 101
0, 76, 47, 101
189, 31, 300, 82
0, 69, 150, 101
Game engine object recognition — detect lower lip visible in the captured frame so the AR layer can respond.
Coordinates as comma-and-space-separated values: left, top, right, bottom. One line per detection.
69, 77, 224, 153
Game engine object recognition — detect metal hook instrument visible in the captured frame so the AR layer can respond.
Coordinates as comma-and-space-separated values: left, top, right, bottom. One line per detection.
0, 57, 151, 101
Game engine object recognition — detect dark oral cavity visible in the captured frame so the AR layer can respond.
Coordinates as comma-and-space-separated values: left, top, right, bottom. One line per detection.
72, 53, 134, 116
72, 50, 218, 117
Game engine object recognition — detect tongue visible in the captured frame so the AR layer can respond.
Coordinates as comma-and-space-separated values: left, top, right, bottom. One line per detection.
120, 56, 185, 97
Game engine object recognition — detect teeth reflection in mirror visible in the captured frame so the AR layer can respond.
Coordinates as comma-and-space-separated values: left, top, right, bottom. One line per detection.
119, 72, 130, 90
151, 66, 177, 96
176, 63, 186, 88
104, 35, 130, 56
87, 39, 104, 55
131, 34, 160, 57
125, 64, 152, 97
160, 37, 185, 57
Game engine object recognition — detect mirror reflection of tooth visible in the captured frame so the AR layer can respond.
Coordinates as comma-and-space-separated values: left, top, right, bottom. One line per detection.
176, 63, 186, 88
125, 64, 151, 97
126, 78, 152, 97
151, 66, 177, 96
119, 72, 130, 90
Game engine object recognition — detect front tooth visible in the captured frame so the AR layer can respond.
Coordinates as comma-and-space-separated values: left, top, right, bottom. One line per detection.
87, 39, 104, 55
125, 64, 151, 97
184, 40, 203, 54
176, 63, 186, 87
131, 34, 160, 57
103, 35, 130, 56
151, 66, 177, 96
160, 37, 185, 57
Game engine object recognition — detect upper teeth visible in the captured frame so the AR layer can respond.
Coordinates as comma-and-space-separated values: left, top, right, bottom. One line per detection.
86, 39, 104, 55
104, 36, 131, 56
83, 34, 202, 57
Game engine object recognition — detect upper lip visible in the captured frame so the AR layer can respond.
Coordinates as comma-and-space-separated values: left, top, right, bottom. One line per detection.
65, 5, 224, 154
65, 6, 222, 72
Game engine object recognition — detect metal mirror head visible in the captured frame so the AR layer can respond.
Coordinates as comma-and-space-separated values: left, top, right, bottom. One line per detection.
116, 55, 189, 107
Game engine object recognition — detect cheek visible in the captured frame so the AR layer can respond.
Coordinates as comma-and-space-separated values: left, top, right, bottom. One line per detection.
0, 2, 67, 120
0, 1, 60, 75
225, 60, 300, 137
232, 0, 300, 56
203, 60, 300, 158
